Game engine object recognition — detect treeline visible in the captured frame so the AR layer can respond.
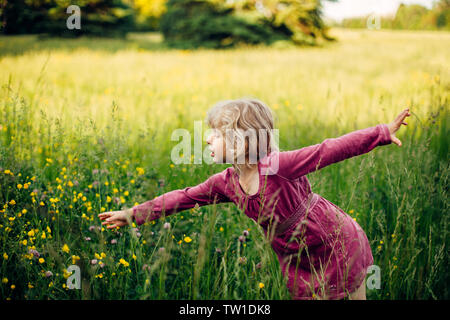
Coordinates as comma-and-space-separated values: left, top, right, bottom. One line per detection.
339, 1, 450, 31
0, 0, 338, 48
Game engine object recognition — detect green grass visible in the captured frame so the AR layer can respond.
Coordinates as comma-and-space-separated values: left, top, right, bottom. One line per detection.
0, 28, 448, 300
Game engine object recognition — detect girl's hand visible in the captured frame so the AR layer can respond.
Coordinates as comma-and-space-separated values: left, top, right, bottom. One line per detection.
387, 108, 411, 147
98, 209, 133, 229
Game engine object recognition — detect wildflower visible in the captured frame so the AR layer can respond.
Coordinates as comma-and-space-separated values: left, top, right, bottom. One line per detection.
10, 284, 15, 290
91, 259, 98, 265
163, 222, 171, 229
136, 167, 145, 175
243, 230, 249, 237
72, 255, 80, 264
238, 235, 246, 242
184, 236, 192, 243
84, 237, 91, 241
17, 184, 23, 189
258, 282, 264, 289
9, 200, 16, 205
45, 271, 53, 278
28, 248, 40, 258
62, 244, 70, 253
2, 278, 8, 284
256, 262, 262, 269
238, 256, 247, 265
110, 239, 117, 245
3, 253, 8, 260
39, 258, 45, 264
63, 269, 72, 279
106, 196, 112, 203
219, 227, 224, 232
28, 230, 35, 237
119, 258, 129, 267
349, 209, 354, 214
142, 264, 151, 272
28, 283, 33, 288
132, 254, 137, 260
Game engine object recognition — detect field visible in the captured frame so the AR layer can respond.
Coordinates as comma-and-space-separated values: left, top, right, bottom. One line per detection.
0, 28, 448, 300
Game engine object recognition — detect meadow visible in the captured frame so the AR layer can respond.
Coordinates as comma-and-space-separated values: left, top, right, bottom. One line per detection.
0, 28, 448, 300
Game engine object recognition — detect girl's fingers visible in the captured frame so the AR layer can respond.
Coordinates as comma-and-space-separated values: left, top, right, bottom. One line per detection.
392, 136, 402, 147
98, 212, 111, 220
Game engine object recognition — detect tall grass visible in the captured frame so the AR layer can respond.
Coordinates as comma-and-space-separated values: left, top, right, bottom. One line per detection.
0, 28, 448, 299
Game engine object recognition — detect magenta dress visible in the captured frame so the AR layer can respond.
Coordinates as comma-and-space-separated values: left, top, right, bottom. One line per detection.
132, 124, 392, 299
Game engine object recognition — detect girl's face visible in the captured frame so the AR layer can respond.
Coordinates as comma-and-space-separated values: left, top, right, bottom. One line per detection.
206, 128, 226, 163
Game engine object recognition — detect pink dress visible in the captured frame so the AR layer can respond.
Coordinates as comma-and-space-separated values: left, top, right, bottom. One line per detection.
132, 124, 392, 299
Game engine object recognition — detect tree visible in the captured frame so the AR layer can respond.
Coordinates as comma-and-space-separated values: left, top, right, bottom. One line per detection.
160, 0, 336, 49
1, 0, 135, 37
160, 0, 291, 49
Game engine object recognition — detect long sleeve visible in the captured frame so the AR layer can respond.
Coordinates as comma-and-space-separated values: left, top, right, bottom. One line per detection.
132, 170, 230, 226
276, 123, 392, 180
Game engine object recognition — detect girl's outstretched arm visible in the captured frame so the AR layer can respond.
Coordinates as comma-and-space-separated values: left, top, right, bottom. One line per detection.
275, 108, 410, 180
99, 170, 230, 228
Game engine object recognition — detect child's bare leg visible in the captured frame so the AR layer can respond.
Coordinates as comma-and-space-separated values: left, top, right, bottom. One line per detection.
348, 279, 366, 300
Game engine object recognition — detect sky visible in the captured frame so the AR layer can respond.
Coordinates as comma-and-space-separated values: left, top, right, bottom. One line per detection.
321, 0, 437, 23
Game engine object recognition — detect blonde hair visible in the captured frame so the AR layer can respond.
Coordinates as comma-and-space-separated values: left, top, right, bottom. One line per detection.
206, 97, 279, 176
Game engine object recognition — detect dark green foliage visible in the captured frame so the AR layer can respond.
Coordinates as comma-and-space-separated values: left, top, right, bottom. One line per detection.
0, 0, 135, 37
159, 0, 291, 49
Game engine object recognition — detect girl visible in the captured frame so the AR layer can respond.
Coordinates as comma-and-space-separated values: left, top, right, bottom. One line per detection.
99, 98, 410, 300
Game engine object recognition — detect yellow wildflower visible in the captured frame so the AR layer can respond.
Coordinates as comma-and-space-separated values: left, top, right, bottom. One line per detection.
72, 255, 80, 264
119, 258, 129, 267
62, 244, 70, 253
259, 282, 264, 289
184, 236, 192, 243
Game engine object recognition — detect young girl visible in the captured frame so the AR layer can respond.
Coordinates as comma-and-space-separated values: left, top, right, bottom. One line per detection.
99, 98, 410, 300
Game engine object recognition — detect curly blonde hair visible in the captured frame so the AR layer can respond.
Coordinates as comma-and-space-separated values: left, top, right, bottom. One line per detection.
206, 97, 279, 176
